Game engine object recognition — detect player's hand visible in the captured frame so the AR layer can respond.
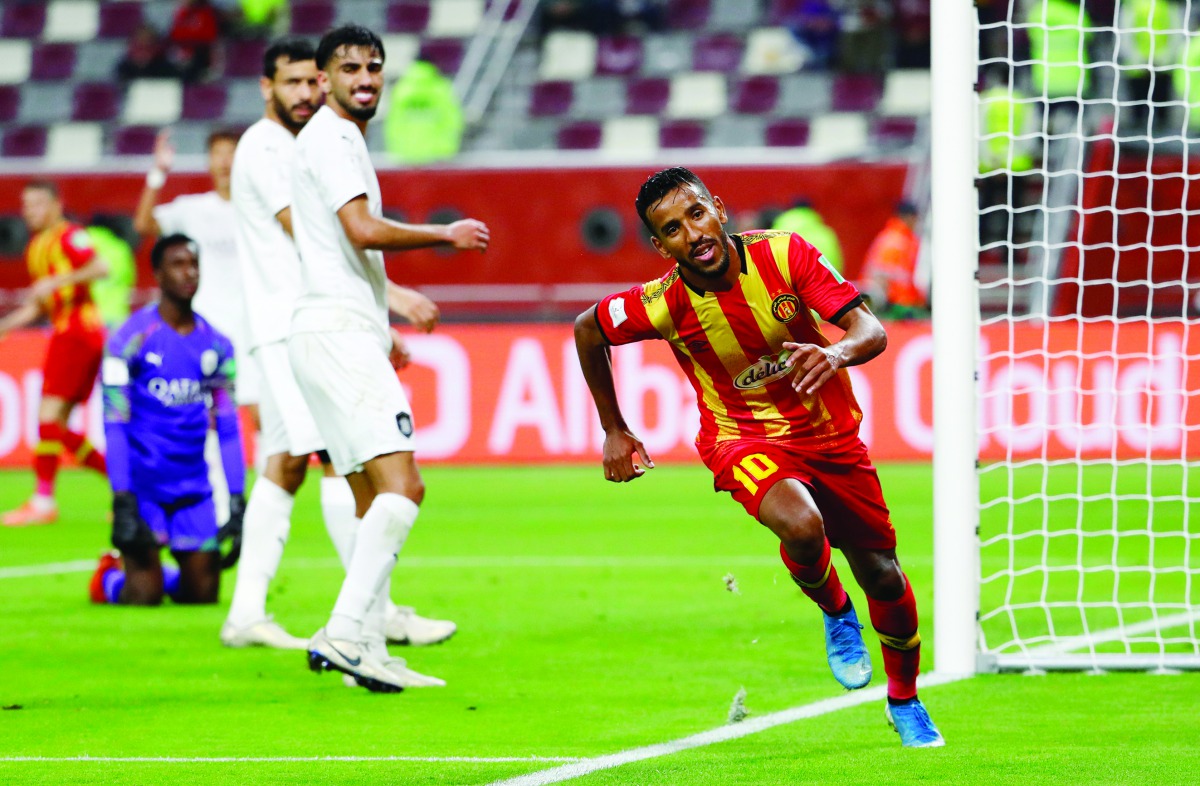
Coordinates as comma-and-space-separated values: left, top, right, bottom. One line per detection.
389, 328, 412, 370
783, 341, 843, 396
445, 219, 490, 252
111, 492, 157, 556
394, 289, 439, 333
602, 428, 654, 483
153, 129, 175, 173
219, 493, 246, 570
27, 276, 60, 304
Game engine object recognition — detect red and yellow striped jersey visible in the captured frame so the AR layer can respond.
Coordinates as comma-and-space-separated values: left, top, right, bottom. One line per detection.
595, 231, 865, 451
26, 220, 102, 334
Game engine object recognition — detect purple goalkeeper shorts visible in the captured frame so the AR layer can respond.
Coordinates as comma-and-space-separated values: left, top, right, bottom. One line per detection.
138, 495, 219, 552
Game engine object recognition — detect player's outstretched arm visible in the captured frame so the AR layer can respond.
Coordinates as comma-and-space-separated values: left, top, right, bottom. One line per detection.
29, 254, 109, 304
783, 303, 887, 395
386, 282, 439, 333
0, 300, 44, 340
132, 130, 174, 237
337, 196, 490, 253
574, 306, 654, 483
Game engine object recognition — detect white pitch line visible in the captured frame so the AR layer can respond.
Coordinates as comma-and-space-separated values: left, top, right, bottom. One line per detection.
485, 672, 969, 786
0, 555, 777, 580
1029, 609, 1200, 656
0, 756, 582, 764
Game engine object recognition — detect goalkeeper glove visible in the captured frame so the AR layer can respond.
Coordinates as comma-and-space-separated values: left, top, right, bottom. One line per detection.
111, 492, 157, 556
219, 493, 246, 570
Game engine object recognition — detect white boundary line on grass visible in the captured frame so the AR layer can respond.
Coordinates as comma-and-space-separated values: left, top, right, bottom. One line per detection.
484, 672, 969, 786
0, 556, 778, 580
1028, 610, 1200, 655
0, 755, 582, 764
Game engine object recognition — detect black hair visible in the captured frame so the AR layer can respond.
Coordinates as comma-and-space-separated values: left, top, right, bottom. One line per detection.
316, 24, 385, 70
23, 179, 59, 199
634, 167, 713, 234
151, 233, 198, 270
263, 36, 316, 79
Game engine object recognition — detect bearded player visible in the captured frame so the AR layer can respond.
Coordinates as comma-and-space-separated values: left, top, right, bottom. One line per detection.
0, 181, 109, 526
574, 167, 943, 747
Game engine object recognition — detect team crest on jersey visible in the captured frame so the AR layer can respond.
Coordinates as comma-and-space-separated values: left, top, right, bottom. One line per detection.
200, 349, 219, 376
396, 412, 413, 437
734, 351, 795, 390
770, 293, 801, 323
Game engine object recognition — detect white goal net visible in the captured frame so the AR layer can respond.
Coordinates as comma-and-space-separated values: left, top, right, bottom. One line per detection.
970, 0, 1200, 672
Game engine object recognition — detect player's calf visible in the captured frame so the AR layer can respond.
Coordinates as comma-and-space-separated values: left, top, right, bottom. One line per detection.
172, 550, 221, 604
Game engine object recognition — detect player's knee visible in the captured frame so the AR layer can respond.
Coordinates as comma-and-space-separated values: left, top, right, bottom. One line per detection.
122, 582, 164, 606
775, 511, 825, 564
861, 559, 906, 601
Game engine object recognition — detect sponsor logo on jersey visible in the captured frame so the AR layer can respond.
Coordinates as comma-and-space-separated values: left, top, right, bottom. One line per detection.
770, 293, 801, 323
148, 377, 207, 406
733, 352, 794, 390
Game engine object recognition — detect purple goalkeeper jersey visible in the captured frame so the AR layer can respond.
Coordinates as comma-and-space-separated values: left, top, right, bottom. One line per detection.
101, 304, 244, 503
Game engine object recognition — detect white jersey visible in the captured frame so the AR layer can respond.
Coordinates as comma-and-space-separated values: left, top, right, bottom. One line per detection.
290, 105, 389, 348
231, 118, 302, 350
153, 191, 246, 346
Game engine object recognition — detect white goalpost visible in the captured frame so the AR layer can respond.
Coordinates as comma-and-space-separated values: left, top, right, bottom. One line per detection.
932, 0, 1200, 674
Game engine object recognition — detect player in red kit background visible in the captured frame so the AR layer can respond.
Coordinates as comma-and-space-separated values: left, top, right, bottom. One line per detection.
0, 181, 110, 526
574, 167, 944, 748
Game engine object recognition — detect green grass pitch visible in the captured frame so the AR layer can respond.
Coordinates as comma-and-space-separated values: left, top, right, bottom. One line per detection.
1, 464, 1197, 785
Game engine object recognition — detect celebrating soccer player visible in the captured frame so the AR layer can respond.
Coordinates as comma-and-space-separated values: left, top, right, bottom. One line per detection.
0, 182, 109, 526
574, 168, 944, 747
90, 234, 246, 606
286, 24, 488, 692
222, 36, 455, 653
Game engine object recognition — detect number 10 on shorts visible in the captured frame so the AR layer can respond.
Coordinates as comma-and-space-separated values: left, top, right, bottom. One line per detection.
732, 453, 780, 496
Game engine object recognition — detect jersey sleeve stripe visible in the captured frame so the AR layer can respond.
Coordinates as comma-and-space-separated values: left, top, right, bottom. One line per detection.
592, 304, 615, 345
829, 294, 865, 324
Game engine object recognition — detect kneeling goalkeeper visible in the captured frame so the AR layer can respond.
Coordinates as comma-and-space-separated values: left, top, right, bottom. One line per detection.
90, 234, 246, 605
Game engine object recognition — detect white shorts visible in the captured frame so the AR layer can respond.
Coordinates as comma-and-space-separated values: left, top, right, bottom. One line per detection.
287, 330, 415, 476
253, 342, 325, 459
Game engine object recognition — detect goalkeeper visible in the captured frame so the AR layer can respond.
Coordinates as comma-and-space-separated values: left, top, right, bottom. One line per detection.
90, 234, 246, 606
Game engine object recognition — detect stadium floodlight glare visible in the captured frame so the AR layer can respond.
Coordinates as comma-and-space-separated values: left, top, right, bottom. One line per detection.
933, 0, 1200, 675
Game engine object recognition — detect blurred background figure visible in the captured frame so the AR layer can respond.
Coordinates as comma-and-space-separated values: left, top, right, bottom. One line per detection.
771, 198, 844, 275
1025, 0, 1093, 132
117, 23, 181, 81
86, 215, 137, 331
170, 0, 222, 82
785, 1, 841, 70
385, 61, 464, 165
858, 201, 925, 320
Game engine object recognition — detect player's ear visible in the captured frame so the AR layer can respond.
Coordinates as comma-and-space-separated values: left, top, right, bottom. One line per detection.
650, 236, 671, 259
259, 76, 273, 102
713, 195, 728, 225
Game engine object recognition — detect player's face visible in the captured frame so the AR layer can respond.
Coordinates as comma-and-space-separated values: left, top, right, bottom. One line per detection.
264, 57, 320, 132
208, 138, 235, 188
156, 243, 200, 303
648, 185, 731, 281
20, 187, 60, 233
320, 45, 384, 122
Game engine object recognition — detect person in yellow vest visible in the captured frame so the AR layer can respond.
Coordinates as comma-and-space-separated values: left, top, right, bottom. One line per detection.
977, 66, 1038, 246
1025, 0, 1092, 131
770, 198, 844, 275
858, 201, 926, 320
384, 61, 464, 165
1173, 26, 1200, 133
87, 214, 136, 330
1120, 0, 1185, 133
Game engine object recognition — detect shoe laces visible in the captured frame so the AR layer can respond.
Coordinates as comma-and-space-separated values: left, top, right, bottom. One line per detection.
828, 616, 865, 651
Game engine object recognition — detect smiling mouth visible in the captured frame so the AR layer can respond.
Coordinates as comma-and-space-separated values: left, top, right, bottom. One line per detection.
692, 241, 716, 263
352, 90, 377, 103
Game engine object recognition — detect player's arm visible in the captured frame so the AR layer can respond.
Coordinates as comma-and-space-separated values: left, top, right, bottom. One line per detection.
132, 129, 174, 236
386, 282, 439, 333
783, 303, 887, 396
275, 205, 294, 238
574, 305, 654, 483
337, 196, 490, 253
101, 349, 157, 554
28, 250, 109, 304
0, 299, 45, 340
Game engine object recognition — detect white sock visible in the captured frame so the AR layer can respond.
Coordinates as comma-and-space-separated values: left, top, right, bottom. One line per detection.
226, 477, 294, 627
362, 588, 389, 660
320, 476, 357, 569
205, 430, 230, 526
326, 493, 417, 642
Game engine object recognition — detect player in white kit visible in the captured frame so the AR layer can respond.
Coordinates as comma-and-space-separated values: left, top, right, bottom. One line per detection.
221, 37, 456, 654
132, 128, 258, 529
290, 25, 489, 692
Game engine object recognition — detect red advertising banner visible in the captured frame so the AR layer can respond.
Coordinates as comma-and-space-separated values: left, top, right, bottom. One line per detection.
0, 322, 1196, 468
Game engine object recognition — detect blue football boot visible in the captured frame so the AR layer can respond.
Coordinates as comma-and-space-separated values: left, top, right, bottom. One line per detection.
886, 699, 945, 747
822, 601, 872, 689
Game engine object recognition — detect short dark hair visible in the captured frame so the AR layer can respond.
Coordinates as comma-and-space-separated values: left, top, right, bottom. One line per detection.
634, 167, 712, 234
263, 36, 316, 79
316, 24, 385, 70
23, 180, 60, 200
207, 128, 241, 149
151, 233, 197, 270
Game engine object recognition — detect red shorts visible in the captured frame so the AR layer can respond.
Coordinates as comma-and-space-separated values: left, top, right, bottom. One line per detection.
698, 438, 896, 550
42, 328, 104, 403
